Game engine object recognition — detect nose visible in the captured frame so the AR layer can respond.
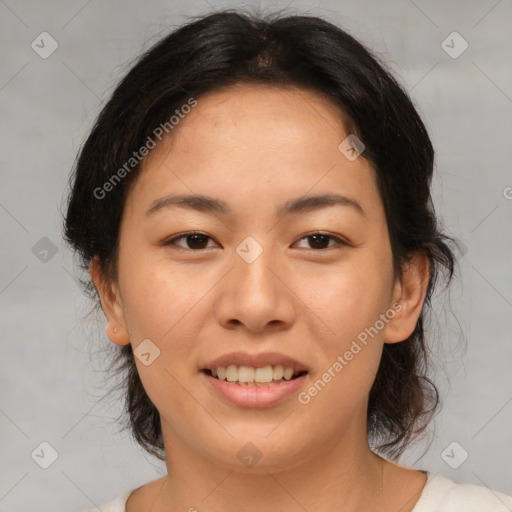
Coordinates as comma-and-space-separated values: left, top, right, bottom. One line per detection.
214, 240, 297, 334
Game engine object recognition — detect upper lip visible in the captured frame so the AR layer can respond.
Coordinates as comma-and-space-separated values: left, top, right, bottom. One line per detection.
201, 351, 309, 373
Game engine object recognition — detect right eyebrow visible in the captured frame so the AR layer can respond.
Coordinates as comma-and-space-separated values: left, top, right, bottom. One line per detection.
146, 193, 231, 217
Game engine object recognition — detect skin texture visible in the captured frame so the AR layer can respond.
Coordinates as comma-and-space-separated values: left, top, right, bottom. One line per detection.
90, 84, 430, 511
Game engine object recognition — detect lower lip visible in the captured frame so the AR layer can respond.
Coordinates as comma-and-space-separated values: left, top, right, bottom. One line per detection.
201, 371, 307, 408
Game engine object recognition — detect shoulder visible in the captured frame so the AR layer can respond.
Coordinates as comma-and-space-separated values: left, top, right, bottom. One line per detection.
81, 476, 164, 511
80, 489, 135, 512
414, 471, 512, 512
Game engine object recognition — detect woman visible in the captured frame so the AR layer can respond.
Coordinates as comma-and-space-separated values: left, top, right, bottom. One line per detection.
64, 9, 512, 512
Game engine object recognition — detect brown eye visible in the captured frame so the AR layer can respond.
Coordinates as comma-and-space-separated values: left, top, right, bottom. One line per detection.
164, 232, 216, 250
294, 232, 346, 250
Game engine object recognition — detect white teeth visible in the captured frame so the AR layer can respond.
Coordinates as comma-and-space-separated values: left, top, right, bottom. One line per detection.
283, 367, 294, 380
255, 365, 273, 383
238, 366, 255, 383
209, 364, 302, 384
225, 365, 238, 382
273, 365, 284, 380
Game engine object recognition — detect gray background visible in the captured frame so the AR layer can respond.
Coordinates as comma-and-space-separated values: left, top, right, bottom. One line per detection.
1, 0, 511, 511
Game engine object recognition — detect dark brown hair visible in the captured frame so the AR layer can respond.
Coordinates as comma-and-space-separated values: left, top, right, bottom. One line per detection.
63, 8, 456, 461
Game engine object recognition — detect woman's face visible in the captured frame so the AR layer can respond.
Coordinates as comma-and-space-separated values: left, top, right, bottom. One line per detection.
97, 84, 414, 471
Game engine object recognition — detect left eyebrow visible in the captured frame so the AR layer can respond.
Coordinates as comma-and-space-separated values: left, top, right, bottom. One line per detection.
145, 193, 366, 218
276, 193, 366, 218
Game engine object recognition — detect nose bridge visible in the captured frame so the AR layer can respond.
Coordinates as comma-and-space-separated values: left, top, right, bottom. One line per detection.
233, 234, 280, 298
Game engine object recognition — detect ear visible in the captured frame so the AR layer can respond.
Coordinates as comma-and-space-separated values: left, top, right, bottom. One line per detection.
385, 251, 430, 344
89, 257, 130, 346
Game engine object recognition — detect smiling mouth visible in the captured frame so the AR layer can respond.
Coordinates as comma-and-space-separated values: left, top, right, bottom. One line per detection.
201, 367, 308, 387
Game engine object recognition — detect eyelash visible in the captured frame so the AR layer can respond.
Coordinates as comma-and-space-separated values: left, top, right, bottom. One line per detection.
163, 231, 347, 251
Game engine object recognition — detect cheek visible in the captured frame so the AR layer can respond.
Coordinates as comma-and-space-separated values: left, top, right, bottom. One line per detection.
295, 267, 390, 423
297, 251, 393, 402
119, 261, 210, 423
116, 254, 217, 406
304, 254, 393, 344
117, 250, 204, 341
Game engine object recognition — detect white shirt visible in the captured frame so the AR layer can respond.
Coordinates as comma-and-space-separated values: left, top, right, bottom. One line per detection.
83, 471, 512, 511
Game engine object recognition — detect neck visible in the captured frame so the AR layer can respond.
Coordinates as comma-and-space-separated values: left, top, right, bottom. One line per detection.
152, 426, 385, 512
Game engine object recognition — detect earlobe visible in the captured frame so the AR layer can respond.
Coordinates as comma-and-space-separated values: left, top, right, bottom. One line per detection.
385, 252, 430, 344
89, 257, 131, 346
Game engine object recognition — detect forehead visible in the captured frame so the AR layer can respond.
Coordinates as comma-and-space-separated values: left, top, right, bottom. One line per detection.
169, 83, 353, 150
126, 83, 381, 221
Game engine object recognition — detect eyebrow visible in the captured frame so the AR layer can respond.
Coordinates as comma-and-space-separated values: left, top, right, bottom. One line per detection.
145, 193, 366, 218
